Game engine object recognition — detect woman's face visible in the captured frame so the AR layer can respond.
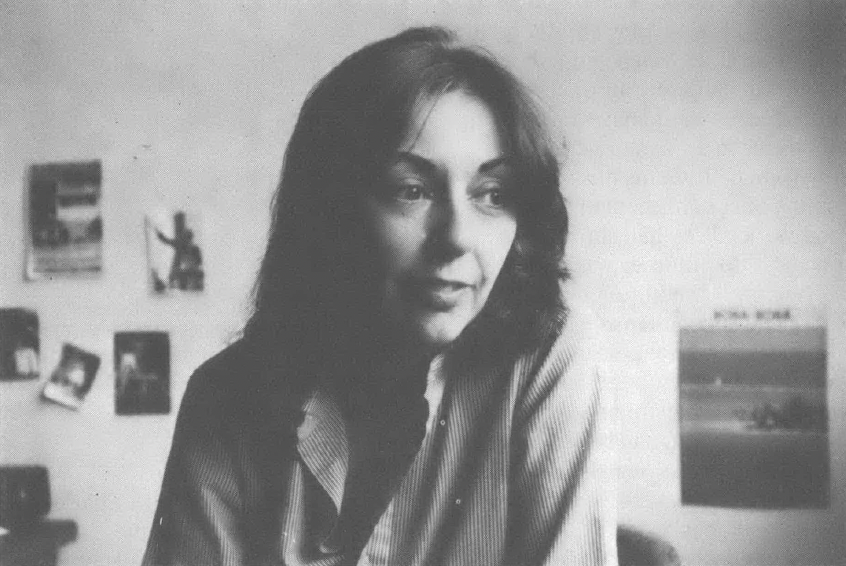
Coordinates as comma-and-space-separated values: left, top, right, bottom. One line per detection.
363, 91, 518, 350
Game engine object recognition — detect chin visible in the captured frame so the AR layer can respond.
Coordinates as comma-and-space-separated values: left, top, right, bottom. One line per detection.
410, 311, 474, 351
380, 293, 481, 352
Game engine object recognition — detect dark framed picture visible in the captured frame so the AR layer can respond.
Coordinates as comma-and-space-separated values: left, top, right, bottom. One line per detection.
42, 343, 101, 410
145, 209, 204, 294
0, 308, 40, 380
679, 320, 829, 509
114, 332, 170, 415
26, 160, 103, 279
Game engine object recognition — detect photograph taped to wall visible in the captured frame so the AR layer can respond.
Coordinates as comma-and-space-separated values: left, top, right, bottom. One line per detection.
42, 343, 101, 410
26, 160, 103, 279
114, 332, 170, 415
679, 308, 829, 509
145, 209, 204, 294
0, 308, 39, 380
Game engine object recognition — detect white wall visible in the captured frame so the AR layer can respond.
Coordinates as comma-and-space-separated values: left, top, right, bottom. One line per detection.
1, 1, 844, 565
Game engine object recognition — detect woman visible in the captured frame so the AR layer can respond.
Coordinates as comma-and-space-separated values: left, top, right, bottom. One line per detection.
143, 27, 616, 566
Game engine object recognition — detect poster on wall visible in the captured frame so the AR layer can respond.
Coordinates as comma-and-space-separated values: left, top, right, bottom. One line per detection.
26, 160, 103, 279
42, 344, 101, 410
0, 308, 39, 380
145, 209, 204, 294
679, 308, 829, 509
114, 331, 170, 415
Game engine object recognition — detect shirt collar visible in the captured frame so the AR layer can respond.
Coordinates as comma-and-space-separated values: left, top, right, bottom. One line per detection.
296, 382, 349, 514
293, 352, 448, 518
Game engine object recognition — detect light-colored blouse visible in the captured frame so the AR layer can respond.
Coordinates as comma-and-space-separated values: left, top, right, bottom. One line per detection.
142, 300, 617, 565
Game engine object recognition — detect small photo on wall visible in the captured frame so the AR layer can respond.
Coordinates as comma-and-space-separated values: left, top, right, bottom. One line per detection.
42, 344, 101, 410
145, 209, 204, 294
26, 160, 103, 279
114, 332, 170, 415
679, 309, 829, 509
0, 308, 40, 380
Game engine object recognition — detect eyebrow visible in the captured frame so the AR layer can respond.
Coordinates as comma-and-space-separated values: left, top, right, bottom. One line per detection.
393, 151, 511, 175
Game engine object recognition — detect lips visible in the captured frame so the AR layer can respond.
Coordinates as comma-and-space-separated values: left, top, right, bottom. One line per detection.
403, 277, 472, 311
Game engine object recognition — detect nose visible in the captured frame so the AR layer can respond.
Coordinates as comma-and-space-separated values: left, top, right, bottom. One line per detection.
427, 194, 476, 261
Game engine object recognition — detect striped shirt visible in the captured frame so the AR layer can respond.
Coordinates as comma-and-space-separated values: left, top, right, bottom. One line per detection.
142, 300, 617, 565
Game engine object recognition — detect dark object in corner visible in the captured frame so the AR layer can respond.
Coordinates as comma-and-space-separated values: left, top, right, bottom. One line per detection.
618, 524, 682, 566
0, 520, 77, 566
0, 466, 50, 529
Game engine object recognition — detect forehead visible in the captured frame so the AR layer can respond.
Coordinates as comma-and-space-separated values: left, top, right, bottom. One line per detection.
398, 91, 505, 164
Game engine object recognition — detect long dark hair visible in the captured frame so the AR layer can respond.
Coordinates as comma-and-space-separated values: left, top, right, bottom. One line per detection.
244, 27, 568, 373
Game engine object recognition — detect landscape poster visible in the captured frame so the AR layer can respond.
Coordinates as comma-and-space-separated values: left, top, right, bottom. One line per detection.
27, 160, 103, 279
679, 311, 829, 508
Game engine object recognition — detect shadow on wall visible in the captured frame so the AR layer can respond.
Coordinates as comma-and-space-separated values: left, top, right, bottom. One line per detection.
618, 524, 682, 566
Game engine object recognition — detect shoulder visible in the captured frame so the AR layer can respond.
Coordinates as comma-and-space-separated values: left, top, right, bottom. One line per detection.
551, 290, 606, 370
178, 340, 253, 416
531, 284, 606, 376
176, 340, 279, 439
175, 339, 304, 440
167, 343, 246, 445
513, 285, 609, 411
191, 340, 252, 383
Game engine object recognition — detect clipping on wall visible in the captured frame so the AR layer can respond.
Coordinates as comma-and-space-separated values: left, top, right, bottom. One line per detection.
114, 331, 171, 415
26, 160, 103, 279
41, 343, 101, 410
679, 308, 829, 509
145, 209, 204, 294
0, 308, 40, 380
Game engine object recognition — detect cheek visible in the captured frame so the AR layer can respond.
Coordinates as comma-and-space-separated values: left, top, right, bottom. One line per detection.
480, 220, 517, 281
367, 210, 427, 274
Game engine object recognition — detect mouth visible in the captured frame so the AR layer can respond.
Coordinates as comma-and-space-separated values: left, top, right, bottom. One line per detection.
403, 277, 473, 311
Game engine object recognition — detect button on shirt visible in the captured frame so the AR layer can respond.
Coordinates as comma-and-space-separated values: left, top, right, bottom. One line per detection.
142, 300, 617, 566
358, 355, 446, 566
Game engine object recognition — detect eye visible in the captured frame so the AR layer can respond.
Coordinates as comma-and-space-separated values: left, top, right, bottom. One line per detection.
394, 182, 429, 202
475, 182, 512, 209
380, 176, 435, 204
481, 189, 504, 207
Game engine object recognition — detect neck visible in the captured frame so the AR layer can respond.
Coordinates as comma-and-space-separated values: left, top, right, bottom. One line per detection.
324, 323, 435, 422
361, 328, 436, 388
347, 312, 441, 368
